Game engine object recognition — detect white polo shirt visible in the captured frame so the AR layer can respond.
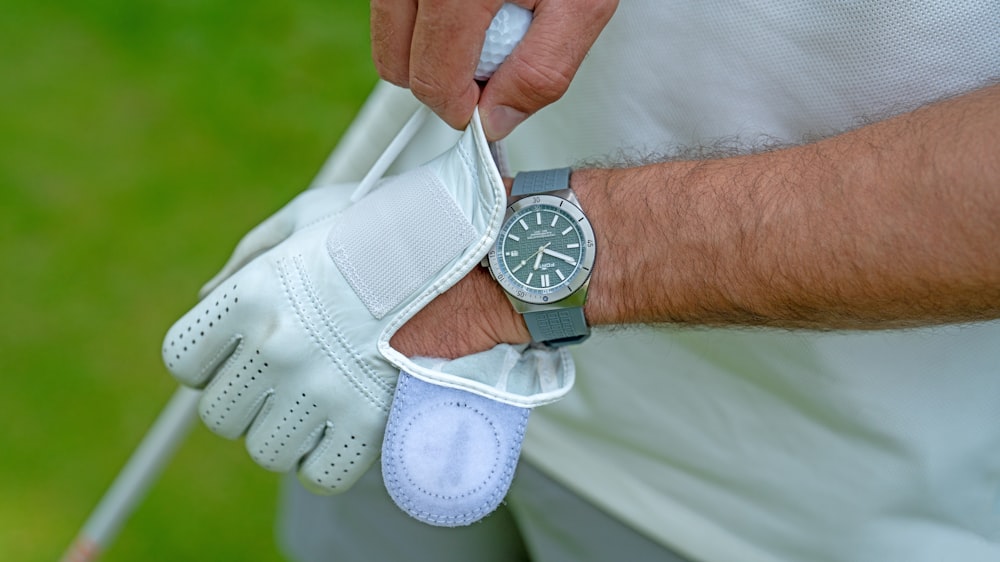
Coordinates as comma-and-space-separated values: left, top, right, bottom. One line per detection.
506, 2, 1000, 561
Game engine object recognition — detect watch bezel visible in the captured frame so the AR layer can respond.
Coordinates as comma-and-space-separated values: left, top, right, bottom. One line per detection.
488, 193, 596, 306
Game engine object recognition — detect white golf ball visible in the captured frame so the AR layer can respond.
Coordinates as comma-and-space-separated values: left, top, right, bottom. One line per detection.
475, 3, 532, 81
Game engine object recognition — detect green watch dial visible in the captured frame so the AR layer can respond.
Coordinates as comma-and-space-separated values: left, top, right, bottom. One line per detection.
488, 193, 596, 306
499, 205, 583, 291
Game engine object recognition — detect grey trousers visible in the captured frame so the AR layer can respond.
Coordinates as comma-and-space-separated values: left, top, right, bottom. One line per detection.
278, 462, 696, 562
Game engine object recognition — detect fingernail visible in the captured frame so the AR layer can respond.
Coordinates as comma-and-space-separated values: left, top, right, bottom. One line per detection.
484, 105, 527, 140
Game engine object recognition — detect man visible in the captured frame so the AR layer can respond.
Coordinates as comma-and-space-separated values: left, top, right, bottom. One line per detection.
183, 1, 1000, 560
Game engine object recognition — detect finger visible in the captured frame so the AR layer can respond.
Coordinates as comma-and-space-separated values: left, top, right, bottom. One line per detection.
199, 219, 294, 299
162, 280, 246, 388
479, 0, 617, 140
408, 0, 504, 129
245, 389, 330, 472
297, 408, 387, 494
198, 346, 275, 439
371, 0, 418, 86
199, 185, 353, 298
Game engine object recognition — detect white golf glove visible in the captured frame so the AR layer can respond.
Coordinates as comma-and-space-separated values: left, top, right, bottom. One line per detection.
162, 113, 573, 498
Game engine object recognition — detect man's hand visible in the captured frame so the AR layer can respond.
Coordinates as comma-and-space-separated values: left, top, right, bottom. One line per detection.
371, 0, 618, 140
161, 115, 578, 495
391, 265, 531, 360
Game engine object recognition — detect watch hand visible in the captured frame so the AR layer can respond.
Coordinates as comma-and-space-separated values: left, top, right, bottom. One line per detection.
542, 248, 577, 266
513, 244, 545, 273
533, 246, 546, 270
512, 243, 551, 275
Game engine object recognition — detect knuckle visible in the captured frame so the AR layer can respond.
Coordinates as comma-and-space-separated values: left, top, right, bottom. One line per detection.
408, 73, 471, 126
373, 56, 408, 87
509, 54, 574, 106
407, 72, 448, 104
369, 1, 410, 86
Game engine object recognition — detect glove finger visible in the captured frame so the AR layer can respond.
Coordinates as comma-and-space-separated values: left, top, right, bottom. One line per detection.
197, 344, 275, 439
244, 386, 330, 472
198, 184, 356, 299
199, 218, 296, 300
296, 408, 387, 495
162, 279, 246, 388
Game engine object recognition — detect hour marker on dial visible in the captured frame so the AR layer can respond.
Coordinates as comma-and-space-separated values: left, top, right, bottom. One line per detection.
550, 215, 559, 227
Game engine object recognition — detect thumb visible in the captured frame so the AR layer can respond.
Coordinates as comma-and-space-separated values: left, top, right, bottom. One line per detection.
198, 213, 294, 298
199, 183, 353, 298
478, 0, 617, 140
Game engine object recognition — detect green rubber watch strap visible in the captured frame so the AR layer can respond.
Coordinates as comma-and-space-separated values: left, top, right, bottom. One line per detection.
523, 308, 590, 347
511, 167, 571, 196
510, 168, 590, 347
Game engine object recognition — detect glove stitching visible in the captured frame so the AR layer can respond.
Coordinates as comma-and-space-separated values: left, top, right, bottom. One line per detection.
251, 391, 319, 469
299, 424, 338, 488
397, 402, 500, 501
195, 333, 243, 386
231, 385, 274, 439
381, 129, 504, 353
297, 210, 341, 232
277, 256, 391, 412
293, 422, 327, 460
200, 342, 281, 440
163, 283, 238, 379
456, 134, 477, 185
291, 254, 395, 405
301, 421, 376, 491
383, 376, 530, 525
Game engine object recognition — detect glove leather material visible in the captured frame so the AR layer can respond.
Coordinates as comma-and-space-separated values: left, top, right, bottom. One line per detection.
198, 182, 358, 300
162, 112, 574, 496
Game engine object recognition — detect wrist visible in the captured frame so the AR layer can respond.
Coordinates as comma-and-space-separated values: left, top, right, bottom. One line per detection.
570, 162, 729, 328
566, 167, 617, 328
486, 169, 599, 346
391, 264, 530, 360
466, 265, 532, 346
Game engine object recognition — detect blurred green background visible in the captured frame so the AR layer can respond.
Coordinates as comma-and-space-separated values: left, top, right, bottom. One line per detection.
0, 1, 376, 560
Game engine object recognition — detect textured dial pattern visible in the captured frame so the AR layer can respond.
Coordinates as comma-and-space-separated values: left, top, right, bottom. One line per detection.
498, 205, 583, 292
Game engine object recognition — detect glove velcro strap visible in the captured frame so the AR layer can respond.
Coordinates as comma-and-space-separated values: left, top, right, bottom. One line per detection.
328, 166, 477, 320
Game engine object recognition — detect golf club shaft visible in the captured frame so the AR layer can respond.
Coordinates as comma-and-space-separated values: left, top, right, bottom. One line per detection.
62, 6, 531, 559
60, 386, 201, 562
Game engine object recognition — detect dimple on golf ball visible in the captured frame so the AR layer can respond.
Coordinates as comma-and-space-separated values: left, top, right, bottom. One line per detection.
475, 3, 532, 81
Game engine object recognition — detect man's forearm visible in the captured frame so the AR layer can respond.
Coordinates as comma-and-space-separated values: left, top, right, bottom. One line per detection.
578, 83, 1000, 330
393, 84, 1000, 360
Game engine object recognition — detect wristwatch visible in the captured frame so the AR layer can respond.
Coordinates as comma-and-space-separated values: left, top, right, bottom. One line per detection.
485, 168, 596, 347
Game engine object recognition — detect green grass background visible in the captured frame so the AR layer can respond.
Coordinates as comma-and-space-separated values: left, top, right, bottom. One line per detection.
1, 1, 376, 560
